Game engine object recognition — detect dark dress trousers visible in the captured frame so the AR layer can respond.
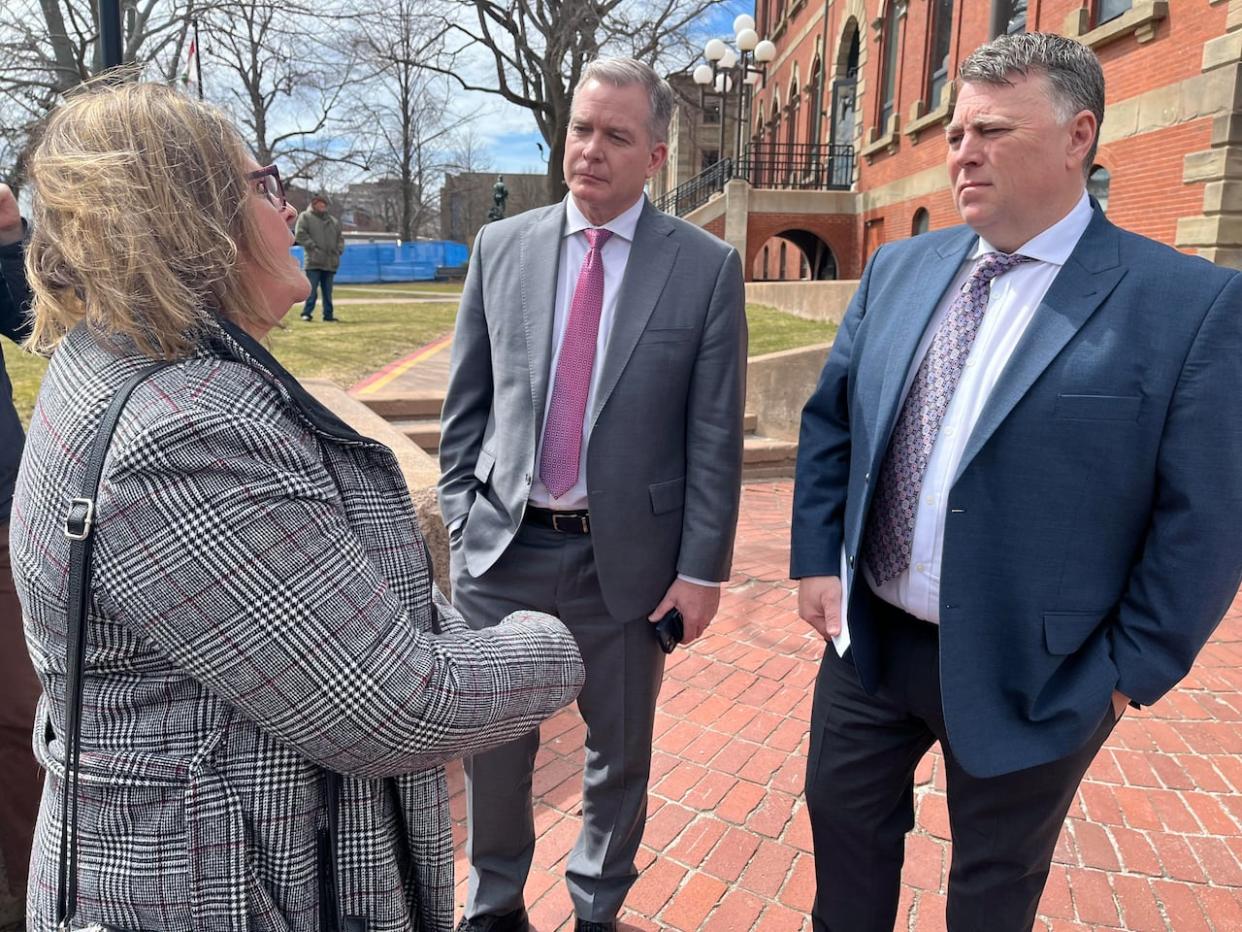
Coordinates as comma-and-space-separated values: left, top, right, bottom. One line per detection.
792, 205, 1242, 928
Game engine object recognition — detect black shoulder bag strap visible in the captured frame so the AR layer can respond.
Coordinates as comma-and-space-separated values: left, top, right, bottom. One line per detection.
56, 361, 172, 930
54, 361, 356, 931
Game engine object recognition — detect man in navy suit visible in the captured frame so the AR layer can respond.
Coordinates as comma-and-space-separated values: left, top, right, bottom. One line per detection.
792, 33, 1242, 930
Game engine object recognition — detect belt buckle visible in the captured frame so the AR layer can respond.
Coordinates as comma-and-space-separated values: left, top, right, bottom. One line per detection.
551, 512, 588, 533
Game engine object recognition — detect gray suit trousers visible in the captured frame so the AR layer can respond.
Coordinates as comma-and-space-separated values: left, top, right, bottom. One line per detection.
451, 523, 666, 923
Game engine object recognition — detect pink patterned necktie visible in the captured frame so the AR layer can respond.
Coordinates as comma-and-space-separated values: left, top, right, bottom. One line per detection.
864, 251, 1033, 585
539, 227, 613, 499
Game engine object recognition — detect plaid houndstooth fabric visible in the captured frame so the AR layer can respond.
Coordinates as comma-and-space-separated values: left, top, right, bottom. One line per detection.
539, 227, 612, 499
12, 321, 584, 931
864, 252, 1033, 584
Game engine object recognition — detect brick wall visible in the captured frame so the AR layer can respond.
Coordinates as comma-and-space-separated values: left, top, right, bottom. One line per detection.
746, 212, 860, 278
730, 1, 1231, 280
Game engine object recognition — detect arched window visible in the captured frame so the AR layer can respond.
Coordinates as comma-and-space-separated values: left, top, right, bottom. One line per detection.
878, 2, 902, 130
912, 208, 930, 236
1087, 165, 1111, 212
787, 81, 800, 148
926, 0, 953, 109
807, 60, 822, 144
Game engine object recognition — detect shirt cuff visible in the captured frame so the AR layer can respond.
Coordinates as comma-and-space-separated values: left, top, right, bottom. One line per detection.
677, 573, 722, 588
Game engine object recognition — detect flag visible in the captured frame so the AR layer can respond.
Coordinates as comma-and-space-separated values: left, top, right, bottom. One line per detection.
181, 37, 197, 87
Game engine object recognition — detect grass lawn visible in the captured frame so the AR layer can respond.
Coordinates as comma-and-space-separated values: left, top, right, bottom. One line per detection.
5, 298, 836, 426
334, 281, 466, 298
266, 301, 458, 388
5, 301, 460, 427
6, 349, 49, 427
746, 303, 838, 356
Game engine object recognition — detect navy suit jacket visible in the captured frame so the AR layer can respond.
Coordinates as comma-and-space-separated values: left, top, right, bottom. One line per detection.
791, 206, 1242, 777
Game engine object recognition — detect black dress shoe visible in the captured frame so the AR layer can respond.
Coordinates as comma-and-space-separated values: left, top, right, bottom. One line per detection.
455, 907, 530, 932
574, 921, 617, 932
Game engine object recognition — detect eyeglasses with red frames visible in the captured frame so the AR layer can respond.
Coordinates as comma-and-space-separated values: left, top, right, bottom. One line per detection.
246, 164, 286, 208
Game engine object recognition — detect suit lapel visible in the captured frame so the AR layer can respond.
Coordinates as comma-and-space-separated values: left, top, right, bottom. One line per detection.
520, 203, 567, 425
868, 229, 976, 469
954, 210, 1127, 481
590, 200, 677, 426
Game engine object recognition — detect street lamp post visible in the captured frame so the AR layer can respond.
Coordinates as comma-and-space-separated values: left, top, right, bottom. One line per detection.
693, 16, 775, 167
99, 0, 123, 69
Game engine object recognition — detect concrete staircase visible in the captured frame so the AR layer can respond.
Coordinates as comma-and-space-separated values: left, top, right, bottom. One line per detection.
360, 391, 797, 479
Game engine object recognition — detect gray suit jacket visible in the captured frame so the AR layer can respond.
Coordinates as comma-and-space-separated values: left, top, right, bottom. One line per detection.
438, 198, 747, 621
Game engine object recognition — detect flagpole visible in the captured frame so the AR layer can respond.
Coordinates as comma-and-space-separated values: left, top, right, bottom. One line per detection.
192, 17, 203, 99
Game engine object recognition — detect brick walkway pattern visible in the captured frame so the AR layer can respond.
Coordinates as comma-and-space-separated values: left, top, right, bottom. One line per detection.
446, 480, 1242, 931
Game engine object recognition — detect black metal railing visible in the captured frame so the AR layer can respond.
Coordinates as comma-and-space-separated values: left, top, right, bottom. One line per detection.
653, 157, 733, 216
654, 143, 853, 217
736, 142, 854, 191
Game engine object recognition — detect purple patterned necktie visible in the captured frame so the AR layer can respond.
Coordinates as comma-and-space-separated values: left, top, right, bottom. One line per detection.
864, 251, 1033, 585
539, 227, 613, 499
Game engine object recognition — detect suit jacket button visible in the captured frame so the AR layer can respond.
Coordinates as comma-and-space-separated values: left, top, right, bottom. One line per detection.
864, 472, 870, 483
524, 473, 532, 485
848, 554, 856, 569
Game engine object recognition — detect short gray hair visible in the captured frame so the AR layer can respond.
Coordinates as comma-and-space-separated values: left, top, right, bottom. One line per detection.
958, 33, 1105, 173
575, 57, 675, 144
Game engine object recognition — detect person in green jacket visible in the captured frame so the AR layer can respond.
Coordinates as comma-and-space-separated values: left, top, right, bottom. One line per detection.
294, 194, 345, 321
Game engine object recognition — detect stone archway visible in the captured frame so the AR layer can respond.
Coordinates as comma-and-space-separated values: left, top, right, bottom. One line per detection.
751, 228, 839, 281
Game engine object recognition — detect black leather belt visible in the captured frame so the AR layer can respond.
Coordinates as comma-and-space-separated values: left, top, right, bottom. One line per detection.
524, 506, 590, 534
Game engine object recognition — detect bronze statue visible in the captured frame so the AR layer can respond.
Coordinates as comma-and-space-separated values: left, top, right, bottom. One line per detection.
486, 175, 509, 222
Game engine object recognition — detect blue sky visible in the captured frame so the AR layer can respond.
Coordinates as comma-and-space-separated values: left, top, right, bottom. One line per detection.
485, 0, 755, 175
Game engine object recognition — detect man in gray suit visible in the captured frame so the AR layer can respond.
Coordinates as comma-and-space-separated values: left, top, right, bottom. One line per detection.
438, 58, 746, 932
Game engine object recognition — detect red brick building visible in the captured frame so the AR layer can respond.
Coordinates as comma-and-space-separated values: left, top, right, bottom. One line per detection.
673, 1, 1242, 281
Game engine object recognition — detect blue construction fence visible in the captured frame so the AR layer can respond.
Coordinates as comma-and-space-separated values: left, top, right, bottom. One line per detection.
291, 240, 468, 283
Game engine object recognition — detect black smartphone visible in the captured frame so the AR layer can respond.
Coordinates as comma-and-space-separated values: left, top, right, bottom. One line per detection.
653, 608, 684, 654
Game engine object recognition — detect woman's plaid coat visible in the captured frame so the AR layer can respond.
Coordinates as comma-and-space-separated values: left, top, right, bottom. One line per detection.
12, 321, 584, 931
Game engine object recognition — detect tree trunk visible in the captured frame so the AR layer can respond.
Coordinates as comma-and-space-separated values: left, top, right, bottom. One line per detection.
545, 133, 567, 205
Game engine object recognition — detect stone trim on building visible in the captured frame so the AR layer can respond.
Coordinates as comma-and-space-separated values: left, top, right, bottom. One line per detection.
1175, 0, 1242, 269
1063, 1, 1169, 49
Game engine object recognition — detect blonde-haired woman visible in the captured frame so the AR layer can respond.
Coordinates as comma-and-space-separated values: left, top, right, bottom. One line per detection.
13, 81, 583, 932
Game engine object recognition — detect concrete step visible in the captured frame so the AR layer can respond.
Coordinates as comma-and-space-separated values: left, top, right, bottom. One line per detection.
373, 399, 773, 469
743, 434, 797, 479
362, 390, 445, 419
391, 417, 442, 453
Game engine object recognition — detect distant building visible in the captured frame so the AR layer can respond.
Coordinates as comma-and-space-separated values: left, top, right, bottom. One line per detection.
650, 73, 739, 210
340, 179, 430, 236
440, 172, 547, 246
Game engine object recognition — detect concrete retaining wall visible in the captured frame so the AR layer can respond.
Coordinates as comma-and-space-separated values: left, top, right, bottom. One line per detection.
745, 281, 857, 324
745, 342, 833, 442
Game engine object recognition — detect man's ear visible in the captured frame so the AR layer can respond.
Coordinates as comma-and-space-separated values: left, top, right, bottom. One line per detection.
1067, 110, 1097, 170
647, 141, 670, 178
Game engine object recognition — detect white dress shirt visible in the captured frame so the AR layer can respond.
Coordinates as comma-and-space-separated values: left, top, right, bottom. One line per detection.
526, 194, 718, 590
529, 193, 644, 509
835, 192, 1094, 653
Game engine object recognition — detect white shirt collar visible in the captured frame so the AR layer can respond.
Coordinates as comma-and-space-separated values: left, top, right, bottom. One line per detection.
972, 190, 1093, 266
565, 193, 646, 242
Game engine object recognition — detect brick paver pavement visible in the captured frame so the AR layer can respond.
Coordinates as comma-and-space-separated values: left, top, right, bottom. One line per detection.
447, 479, 1242, 931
